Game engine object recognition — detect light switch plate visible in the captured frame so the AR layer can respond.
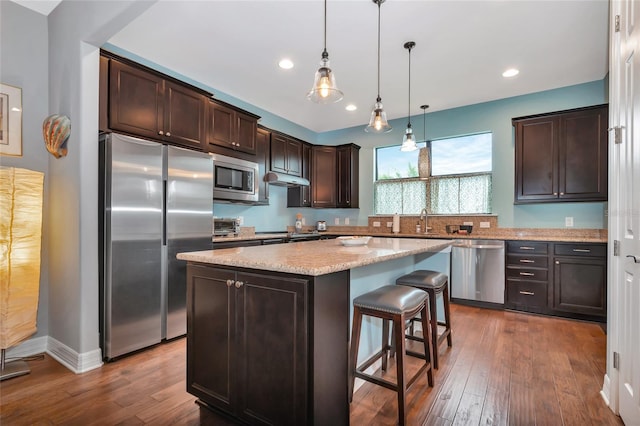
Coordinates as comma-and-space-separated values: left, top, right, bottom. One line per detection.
565, 217, 574, 227
345, 218, 350, 225
237, 216, 244, 225
373, 221, 381, 227
334, 218, 340, 225
463, 221, 473, 226
480, 222, 490, 228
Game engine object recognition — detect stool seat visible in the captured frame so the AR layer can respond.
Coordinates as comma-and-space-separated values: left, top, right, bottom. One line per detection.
396, 270, 447, 290
353, 285, 428, 314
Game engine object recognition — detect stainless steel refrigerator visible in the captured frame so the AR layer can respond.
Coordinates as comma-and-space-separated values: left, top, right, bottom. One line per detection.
99, 133, 213, 360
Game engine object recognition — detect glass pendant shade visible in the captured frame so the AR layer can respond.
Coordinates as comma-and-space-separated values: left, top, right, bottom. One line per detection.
365, 99, 392, 133
400, 126, 418, 151
307, 57, 343, 103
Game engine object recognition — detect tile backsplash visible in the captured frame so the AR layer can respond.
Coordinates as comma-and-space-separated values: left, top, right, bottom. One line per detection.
368, 215, 499, 235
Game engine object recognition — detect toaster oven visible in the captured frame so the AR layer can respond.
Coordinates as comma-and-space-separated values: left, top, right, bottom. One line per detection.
213, 217, 239, 236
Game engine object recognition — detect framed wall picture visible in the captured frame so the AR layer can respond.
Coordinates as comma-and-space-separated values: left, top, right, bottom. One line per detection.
0, 83, 23, 157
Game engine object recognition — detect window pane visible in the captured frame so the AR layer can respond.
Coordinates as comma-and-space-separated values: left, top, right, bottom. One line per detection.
430, 173, 492, 214
431, 133, 492, 176
375, 143, 426, 179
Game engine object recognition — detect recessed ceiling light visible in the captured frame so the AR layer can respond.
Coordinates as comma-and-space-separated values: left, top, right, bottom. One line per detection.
278, 59, 294, 70
345, 104, 357, 111
502, 68, 519, 78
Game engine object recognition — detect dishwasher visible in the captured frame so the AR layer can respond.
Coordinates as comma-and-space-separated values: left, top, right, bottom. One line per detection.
451, 239, 505, 307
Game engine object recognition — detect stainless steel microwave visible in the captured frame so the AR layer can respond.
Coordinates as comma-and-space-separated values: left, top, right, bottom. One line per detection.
211, 153, 259, 203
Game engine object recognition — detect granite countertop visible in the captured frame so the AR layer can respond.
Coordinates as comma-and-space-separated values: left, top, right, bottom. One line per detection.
180, 237, 452, 276
213, 228, 607, 244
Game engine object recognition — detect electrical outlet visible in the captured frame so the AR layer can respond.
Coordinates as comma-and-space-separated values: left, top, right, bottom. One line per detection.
344, 218, 350, 225
334, 218, 340, 225
480, 221, 490, 228
373, 221, 381, 227
237, 216, 244, 225
386, 222, 393, 228
463, 221, 473, 226
301, 217, 306, 225
565, 217, 574, 227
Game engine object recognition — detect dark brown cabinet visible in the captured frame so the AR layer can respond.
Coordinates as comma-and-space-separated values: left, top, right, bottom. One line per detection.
186, 263, 350, 425
206, 100, 258, 155
505, 240, 607, 322
505, 241, 550, 314
552, 243, 607, 320
287, 142, 312, 207
255, 127, 271, 204
311, 146, 337, 208
108, 58, 206, 150
187, 264, 308, 425
513, 104, 608, 204
336, 144, 360, 208
271, 133, 302, 176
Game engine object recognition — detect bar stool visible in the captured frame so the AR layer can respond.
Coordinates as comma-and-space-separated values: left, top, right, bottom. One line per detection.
396, 270, 452, 369
349, 285, 434, 426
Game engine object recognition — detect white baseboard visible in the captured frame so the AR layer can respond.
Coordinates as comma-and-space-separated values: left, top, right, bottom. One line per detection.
5, 336, 103, 374
47, 337, 103, 373
601, 373, 611, 405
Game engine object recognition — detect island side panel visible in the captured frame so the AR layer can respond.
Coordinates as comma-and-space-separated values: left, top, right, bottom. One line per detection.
310, 271, 350, 426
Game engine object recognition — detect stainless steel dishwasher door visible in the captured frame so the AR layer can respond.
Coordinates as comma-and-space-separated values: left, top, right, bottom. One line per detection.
451, 239, 505, 305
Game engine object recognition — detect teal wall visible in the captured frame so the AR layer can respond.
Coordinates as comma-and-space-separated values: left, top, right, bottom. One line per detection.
102, 43, 608, 231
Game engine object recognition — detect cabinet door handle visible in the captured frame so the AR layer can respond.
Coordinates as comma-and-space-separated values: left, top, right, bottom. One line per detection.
519, 272, 535, 276
519, 291, 535, 296
235, 280, 244, 288
519, 259, 535, 263
572, 248, 591, 253
226, 279, 234, 287
627, 255, 640, 263
166, 132, 171, 137
158, 130, 164, 135
519, 246, 535, 250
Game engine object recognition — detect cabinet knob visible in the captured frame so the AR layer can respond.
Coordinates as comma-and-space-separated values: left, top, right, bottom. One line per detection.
553, 192, 558, 196
158, 130, 164, 135
560, 192, 564, 195
226, 279, 234, 287
235, 280, 244, 288
555, 260, 560, 264
166, 132, 171, 137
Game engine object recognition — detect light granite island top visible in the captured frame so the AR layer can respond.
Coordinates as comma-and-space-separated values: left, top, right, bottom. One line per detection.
178, 236, 452, 276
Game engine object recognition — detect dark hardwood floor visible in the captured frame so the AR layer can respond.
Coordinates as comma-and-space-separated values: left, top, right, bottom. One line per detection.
0, 304, 622, 425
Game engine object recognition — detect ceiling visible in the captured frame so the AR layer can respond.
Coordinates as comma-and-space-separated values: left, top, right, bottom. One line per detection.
20, 0, 610, 134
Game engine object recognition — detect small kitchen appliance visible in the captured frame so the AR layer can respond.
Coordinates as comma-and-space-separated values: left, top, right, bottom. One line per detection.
213, 217, 240, 236
316, 220, 327, 231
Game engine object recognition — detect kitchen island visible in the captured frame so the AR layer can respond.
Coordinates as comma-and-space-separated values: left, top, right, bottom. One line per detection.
177, 237, 451, 426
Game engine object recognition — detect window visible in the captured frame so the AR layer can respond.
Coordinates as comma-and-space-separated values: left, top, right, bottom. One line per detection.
374, 133, 492, 215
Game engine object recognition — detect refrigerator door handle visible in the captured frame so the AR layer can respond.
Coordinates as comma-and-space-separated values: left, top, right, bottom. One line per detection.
163, 179, 167, 246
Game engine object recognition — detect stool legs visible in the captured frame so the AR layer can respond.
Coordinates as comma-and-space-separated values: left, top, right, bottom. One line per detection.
348, 306, 363, 403
442, 283, 453, 347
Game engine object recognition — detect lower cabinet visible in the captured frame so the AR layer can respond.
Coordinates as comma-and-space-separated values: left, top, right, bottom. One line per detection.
187, 265, 308, 425
186, 264, 349, 425
505, 240, 607, 322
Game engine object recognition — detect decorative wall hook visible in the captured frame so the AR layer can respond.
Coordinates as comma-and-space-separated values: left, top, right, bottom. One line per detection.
42, 114, 70, 158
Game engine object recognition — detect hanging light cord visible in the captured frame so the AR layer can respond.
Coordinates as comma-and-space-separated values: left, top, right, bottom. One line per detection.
322, 0, 328, 58
376, 0, 381, 102
407, 44, 412, 127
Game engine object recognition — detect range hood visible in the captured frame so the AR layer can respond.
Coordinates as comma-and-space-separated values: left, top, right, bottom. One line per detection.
264, 171, 310, 187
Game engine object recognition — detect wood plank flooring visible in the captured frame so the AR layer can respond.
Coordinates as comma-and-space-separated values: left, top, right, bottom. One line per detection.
0, 304, 623, 425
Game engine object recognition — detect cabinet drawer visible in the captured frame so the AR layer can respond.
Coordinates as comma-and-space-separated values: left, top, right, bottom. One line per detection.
554, 243, 606, 257
507, 241, 548, 254
506, 280, 547, 308
506, 254, 548, 268
506, 267, 548, 281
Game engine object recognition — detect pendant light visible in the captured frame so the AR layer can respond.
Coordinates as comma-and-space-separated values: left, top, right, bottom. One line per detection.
400, 41, 418, 152
418, 104, 431, 178
365, 0, 392, 133
307, 0, 343, 103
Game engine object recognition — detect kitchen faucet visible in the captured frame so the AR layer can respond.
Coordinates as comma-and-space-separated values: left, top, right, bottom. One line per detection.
420, 208, 428, 234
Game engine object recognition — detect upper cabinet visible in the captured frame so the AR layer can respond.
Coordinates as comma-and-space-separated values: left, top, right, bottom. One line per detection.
271, 133, 302, 176
336, 144, 360, 208
206, 100, 259, 155
311, 146, 337, 208
287, 143, 312, 207
107, 57, 207, 150
513, 104, 608, 204
255, 127, 271, 205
